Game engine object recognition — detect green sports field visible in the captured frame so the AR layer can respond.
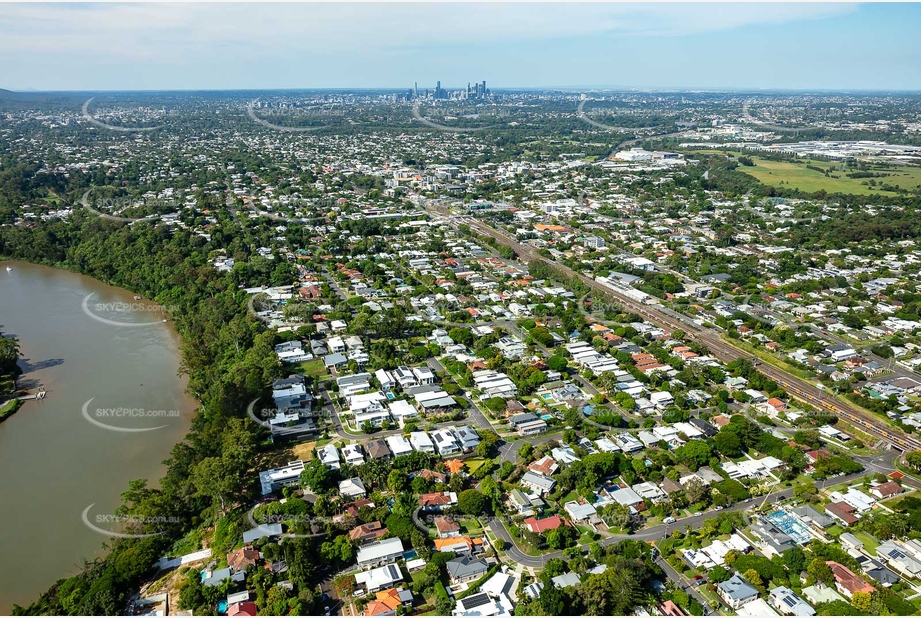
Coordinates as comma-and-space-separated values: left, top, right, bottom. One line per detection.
687, 149, 921, 196
739, 156, 921, 196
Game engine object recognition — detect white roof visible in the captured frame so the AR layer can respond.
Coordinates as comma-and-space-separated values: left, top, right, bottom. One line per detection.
736, 598, 778, 616
389, 399, 418, 417
386, 434, 413, 454
354, 563, 403, 589
356, 537, 404, 564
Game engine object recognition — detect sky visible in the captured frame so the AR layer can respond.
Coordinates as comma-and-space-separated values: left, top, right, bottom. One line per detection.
1, 2, 919, 92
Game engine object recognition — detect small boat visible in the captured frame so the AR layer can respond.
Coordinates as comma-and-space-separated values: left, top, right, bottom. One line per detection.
133, 295, 142, 300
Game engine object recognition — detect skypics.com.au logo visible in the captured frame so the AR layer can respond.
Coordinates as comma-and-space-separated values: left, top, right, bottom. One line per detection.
81, 292, 176, 327
81, 504, 180, 539
81, 398, 180, 433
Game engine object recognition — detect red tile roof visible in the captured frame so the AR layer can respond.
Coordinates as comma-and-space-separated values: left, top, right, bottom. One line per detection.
827, 561, 875, 596
523, 515, 568, 534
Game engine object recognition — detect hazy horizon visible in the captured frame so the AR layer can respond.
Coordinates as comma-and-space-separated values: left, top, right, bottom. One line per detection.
2, 3, 920, 92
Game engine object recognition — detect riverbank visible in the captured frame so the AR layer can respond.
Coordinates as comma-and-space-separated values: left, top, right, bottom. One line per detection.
0, 259, 195, 612
1, 212, 277, 615
0, 397, 21, 421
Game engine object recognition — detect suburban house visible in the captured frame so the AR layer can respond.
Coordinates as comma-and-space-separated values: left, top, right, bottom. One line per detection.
409, 431, 436, 453
420, 491, 458, 512
388, 399, 418, 426
431, 429, 462, 456
825, 502, 859, 527
367, 439, 392, 461
528, 456, 559, 477
343, 444, 365, 466
870, 481, 904, 500
317, 444, 341, 469
827, 561, 875, 598
434, 516, 461, 538
434, 535, 483, 555
355, 563, 404, 593
523, 515, 568, 535
227, 547, 261, 572
374, 368, 396, 392
769, 586, 815, 616
357, 538, 405, 568
413, 366, 436, 385
349, 521, 389, 544
393, 366, 419, 389
446, 556, 489, 584
363, 588, 414, 617
718, 574, 759, 609
508, 489, 535, 515
564, 500, 598, 524
339, 477, 367, 499
520, 471, 556, 495
876, 540, 921, 578
385, 435, 413, 457
751, 520, 797, 557
259, 460, 306, 495
452, 425, 481, 451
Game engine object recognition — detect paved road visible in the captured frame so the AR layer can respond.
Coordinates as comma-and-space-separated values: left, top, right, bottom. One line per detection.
431, 207, 921, 452
488, 465, 879, 569
655, 556, 716, 615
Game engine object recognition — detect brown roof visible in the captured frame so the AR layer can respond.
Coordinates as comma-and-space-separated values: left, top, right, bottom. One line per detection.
528, 456, 559, 477
873, 481, 903, 498
349, 521, 388, 542
434, 516, 460, 534
420, 492, 455, 507
227, 547, 260, 572
367, 439, 391, 459
826, 502, 859, 525
419, 469, 447, 483
661, 477, 683, 494
344, 498, 375, 518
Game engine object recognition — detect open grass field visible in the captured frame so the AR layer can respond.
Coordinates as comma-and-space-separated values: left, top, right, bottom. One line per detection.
685, 149, 921, 196
739, 157, 921, 196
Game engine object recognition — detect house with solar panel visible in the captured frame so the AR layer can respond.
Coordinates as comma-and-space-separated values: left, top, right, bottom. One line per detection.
769, 586, 815, 616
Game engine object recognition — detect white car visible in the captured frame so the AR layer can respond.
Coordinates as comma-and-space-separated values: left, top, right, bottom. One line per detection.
663, 516, 676, 524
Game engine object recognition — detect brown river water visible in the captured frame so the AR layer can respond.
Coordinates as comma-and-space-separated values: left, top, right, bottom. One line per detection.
0, 260, 194, 611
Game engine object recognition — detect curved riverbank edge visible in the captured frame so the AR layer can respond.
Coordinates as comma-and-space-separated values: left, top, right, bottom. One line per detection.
1, 256, 200, 612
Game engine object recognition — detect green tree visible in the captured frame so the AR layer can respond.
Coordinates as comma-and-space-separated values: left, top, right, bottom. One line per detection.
456, 489, 490, 515
808, 558, 833, 585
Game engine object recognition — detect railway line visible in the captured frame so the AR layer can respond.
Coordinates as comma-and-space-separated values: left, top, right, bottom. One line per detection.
433, 206, 921, 452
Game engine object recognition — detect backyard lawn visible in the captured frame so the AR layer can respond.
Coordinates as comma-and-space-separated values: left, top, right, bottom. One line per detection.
853, 530, 881, 554
297, 358, 328, 382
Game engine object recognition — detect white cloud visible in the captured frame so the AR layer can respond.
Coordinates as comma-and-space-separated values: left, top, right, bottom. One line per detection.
0, 2, 856, 60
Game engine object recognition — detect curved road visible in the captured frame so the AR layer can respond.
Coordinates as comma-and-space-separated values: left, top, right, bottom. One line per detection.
489, 456, 895, 569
